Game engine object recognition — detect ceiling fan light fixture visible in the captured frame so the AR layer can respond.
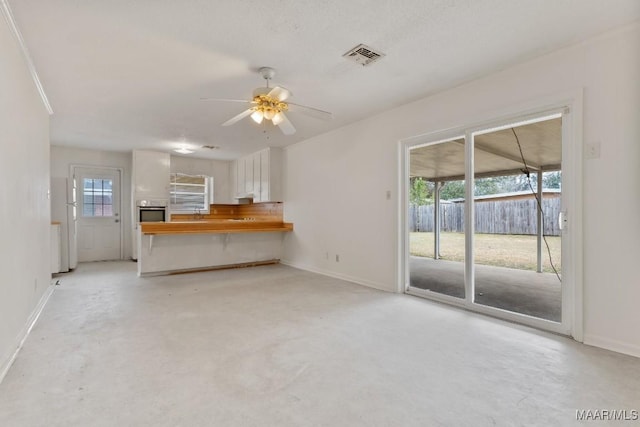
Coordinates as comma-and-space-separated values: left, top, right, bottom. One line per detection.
251, 110, 264, 124
272, 111, 284, 125
263, 109, 276, 120
213, 67, 330, 136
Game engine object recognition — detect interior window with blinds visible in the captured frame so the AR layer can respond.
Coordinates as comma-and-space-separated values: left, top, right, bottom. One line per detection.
169, 173, 212, 213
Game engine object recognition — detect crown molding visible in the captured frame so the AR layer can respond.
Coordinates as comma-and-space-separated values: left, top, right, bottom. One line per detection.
1, 0, 53, 115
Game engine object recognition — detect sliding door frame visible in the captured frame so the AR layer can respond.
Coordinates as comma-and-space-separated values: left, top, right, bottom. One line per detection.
398, 92, 583, 340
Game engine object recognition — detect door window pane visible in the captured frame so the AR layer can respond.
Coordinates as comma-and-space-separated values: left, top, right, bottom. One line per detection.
471, 117, 562, 322
82, 178, 114, 217
409, 138, 466, 299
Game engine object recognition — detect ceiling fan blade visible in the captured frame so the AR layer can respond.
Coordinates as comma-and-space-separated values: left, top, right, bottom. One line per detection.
287, 102, 333, 121
267, 86, 291, 102
276, 112, 296, 135
222, 108, 254, 126
200, 97, 252, 103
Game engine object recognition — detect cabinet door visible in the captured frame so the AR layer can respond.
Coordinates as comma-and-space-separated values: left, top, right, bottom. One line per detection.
244, 155, 254, 195
260, 149, 270, 202
230, 161, 237, 198
253, 152, 262, 201
236, 158, 245, 196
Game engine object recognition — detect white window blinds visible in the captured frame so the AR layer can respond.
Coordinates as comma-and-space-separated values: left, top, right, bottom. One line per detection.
169, 173, 212, 213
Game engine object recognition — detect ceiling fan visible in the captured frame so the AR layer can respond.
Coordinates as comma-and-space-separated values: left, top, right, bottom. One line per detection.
203, 67, 332, 135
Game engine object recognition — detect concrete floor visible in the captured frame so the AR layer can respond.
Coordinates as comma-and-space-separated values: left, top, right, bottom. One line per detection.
410, 257, 561, 321
1, 262, 639, 426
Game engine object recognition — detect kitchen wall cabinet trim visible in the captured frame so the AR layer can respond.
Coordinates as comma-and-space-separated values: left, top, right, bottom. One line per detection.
231, 147, 282, 202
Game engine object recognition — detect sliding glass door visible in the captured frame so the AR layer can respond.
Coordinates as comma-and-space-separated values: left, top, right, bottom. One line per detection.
409, 138, 466, 300
470, 116, 563, 322
404, 109, 573, 335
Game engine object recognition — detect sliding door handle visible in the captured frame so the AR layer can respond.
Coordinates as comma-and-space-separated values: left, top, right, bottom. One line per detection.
558, 211, 567, 230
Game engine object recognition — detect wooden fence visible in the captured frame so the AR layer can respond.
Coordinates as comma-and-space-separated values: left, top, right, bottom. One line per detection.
409, 198, 561, 236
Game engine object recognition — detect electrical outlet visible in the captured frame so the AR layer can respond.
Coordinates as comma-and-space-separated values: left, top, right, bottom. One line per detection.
335, 254, 340, 262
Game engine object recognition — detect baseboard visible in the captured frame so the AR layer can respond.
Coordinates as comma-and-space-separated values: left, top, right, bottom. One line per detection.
280, 259, 393, 293
0, 284, 55, 385
583, 334, 640, 359
141, 259, 280, 277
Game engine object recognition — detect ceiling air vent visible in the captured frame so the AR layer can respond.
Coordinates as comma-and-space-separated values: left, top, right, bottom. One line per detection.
342, 44, 385, 67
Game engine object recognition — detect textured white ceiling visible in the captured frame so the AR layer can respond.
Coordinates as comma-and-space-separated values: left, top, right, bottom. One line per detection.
9, 0, 640, 160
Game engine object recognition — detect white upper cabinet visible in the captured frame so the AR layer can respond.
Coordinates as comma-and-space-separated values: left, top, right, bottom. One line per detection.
231, 147, 282, 202
236, 156, 245, 196
252, 151, 261, 199
255, 147, 282, 203
132, 150, 170, 199
244, 153, 254, 195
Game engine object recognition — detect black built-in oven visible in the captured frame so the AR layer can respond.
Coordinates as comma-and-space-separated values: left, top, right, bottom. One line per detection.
139, 207, 166, 222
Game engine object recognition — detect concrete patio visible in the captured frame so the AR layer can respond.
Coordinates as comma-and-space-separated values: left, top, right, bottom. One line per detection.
409, 256, 561, 322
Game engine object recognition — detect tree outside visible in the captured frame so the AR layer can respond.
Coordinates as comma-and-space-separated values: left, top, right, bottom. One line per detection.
409, 177, 433, 205
413, 171, 562, 204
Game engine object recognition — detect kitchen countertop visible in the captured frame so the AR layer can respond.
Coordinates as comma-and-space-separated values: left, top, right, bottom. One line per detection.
140, 219, 293, 235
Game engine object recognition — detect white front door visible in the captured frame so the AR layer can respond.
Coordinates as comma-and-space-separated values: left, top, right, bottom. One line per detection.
75, 167, 122, 261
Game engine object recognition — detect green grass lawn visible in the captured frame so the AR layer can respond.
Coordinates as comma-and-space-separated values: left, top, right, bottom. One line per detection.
410, 232, 561, 273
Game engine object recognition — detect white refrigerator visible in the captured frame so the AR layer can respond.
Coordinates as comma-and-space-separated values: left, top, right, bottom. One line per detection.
50, 176, 78, 272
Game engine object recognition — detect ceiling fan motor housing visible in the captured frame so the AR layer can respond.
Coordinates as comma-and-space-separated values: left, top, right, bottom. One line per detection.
252, 87, 271, 97
258, 67, 276, 80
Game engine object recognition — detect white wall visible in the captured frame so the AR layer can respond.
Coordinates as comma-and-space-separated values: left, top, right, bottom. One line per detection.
170, 155, 232, 204
50, 146, 133, 259
0, 12, 51, 377
283, 23, 640, 357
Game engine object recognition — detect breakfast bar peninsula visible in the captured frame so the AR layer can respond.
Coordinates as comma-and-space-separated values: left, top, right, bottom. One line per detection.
137, 202, 293, 276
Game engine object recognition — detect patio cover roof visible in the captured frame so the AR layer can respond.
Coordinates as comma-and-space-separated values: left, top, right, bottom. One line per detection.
410, 117, 562, 181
